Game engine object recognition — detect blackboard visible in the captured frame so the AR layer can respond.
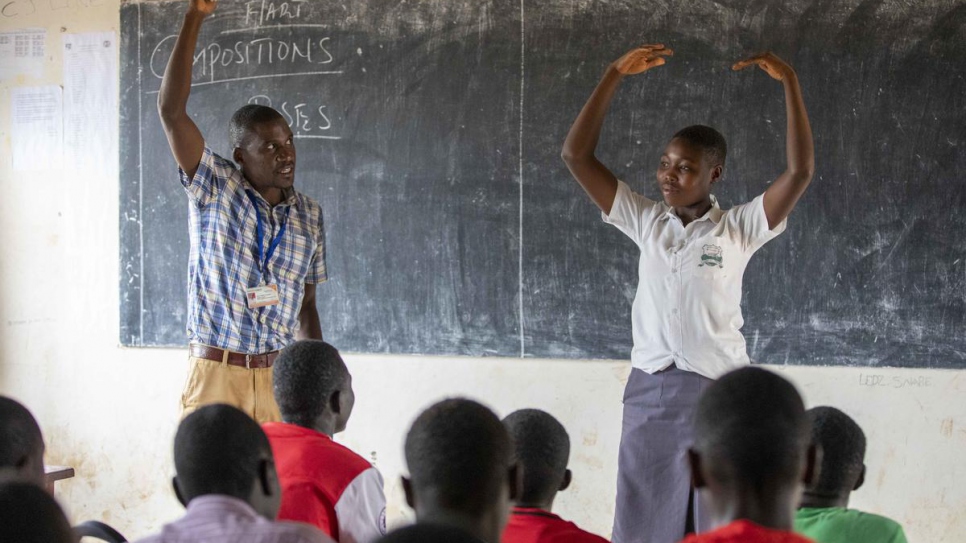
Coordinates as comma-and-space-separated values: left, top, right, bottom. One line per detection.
120, 0, 966, 368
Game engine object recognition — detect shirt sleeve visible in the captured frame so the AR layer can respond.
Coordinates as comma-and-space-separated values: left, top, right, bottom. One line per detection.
601, 180, 659, 247
305, 206, 328, 284
887, 523, 909, 543
333, 467, 387, 543
727, 193, 787, 253
178, 144, 236, 207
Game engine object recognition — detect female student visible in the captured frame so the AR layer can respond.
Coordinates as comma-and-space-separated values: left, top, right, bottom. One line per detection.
561, 45, 814, 543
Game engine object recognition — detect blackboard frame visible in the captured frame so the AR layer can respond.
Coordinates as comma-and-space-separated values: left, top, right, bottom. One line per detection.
120, 0, 966, 368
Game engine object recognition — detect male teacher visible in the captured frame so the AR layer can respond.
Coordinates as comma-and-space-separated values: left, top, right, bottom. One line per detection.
158, 0, 326, 423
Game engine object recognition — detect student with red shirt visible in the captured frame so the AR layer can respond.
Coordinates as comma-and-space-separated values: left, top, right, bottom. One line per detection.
264, 341, 387, 543
501, 409, 609, 543
679, 367, 819, 543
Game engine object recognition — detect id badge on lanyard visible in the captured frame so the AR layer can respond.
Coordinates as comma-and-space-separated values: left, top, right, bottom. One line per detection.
245, 192, 288, 309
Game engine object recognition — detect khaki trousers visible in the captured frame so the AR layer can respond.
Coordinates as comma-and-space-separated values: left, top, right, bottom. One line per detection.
180, 353, 281, 423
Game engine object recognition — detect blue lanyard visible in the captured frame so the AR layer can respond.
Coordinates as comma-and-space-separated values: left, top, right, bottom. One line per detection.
246, 191, 289, 280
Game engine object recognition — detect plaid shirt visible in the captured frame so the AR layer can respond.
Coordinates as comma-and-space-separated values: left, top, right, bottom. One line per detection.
180, 145, 327, 354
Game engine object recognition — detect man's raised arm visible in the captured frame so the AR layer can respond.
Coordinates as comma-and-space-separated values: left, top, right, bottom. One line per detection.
157, 0, 217, 179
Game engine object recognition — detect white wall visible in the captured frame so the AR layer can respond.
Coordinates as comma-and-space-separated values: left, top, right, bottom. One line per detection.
1, 1, 964, 541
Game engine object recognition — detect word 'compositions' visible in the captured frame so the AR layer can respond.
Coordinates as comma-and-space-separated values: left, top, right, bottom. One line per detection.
150, 35, 334, 81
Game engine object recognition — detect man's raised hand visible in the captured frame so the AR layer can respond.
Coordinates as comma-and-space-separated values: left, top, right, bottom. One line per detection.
732, 52, 795, 82
612, 45, 674, 76
188, 0, 217, 16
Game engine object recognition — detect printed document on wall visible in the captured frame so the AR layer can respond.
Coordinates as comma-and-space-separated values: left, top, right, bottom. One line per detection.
0, 29, 45, 80
11, 86, 64, 171
62, 32, 118, 175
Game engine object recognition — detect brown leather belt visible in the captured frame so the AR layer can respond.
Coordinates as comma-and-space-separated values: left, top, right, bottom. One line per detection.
189, 344, 279, 369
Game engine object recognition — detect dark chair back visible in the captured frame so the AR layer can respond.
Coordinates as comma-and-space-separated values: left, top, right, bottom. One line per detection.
74, 520, 127, 542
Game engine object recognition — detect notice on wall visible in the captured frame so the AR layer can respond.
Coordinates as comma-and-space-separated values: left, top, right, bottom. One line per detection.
11, 86, 64, 171
0, 28, 45, 80
62, 32, 117, 174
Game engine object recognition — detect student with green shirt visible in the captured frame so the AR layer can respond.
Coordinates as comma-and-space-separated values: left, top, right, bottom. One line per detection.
795, 406, 908, 543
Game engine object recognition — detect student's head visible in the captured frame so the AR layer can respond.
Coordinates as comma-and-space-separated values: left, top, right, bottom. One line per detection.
0, 396, 46, 487
502, 409, 571, 509
657, 125, 727, 208
689, 367, 816, 527
0, 480, 74, 543
806, 406, 867, 499
229, 104, 296, 192
173, 404, 280, 519
273, 340, 354, 435
403, 398, 519, 543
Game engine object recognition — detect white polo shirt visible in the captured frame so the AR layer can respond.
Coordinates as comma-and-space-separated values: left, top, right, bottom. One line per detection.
603, 180, 786, 379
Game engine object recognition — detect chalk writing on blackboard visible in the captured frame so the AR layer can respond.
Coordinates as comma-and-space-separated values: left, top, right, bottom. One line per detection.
247, 94, 338, 139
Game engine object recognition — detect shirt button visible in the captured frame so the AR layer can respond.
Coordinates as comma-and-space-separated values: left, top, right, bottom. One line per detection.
671, 267, 678, 273
259, 315, 266, 324
672, 308, 679, 314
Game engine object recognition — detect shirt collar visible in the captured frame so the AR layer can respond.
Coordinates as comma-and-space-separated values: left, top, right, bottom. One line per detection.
184, 494, 261, 520
243, 182, 299, 208
511, 506, 561, 520
263, 421, 333, 440
658, 194, 723, 224
280, 187, 298, 206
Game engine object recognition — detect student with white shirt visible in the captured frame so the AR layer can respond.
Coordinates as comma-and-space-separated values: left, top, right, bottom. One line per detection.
135, 404, 332, 543
561, 45, 814, 543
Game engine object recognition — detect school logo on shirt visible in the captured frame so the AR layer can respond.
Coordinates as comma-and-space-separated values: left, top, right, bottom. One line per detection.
699, 244, 723, 268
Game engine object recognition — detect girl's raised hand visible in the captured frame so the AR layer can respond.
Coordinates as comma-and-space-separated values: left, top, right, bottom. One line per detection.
732, 52, 795, 81
612, 45, 674, 75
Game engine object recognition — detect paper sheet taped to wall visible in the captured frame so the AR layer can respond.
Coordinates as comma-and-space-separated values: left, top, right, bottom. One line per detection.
62, 32, 117, 174
0, 28, 45, 81
11, 85, 63, 171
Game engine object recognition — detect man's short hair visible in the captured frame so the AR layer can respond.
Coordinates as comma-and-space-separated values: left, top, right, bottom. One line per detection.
273, 340, 349, 427
405, 399, 513, 515
672, 125, 727, 166
229, 104, 285, 149
174, 404, 272, 502
0, 397, 43, 472
0, 480, 74, 543
502, 409, 569, 504
808, 406, 866, 494
694, 367, 810, 487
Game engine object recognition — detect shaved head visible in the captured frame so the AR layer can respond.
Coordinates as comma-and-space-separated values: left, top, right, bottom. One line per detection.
0, 480, 73, 543
230, 104, 285, 149
174, 404, 272, 502
502, 409, 570, 505
693, 367, 810, 488
405, 398, 514, 516
0, 397, 45, 486
808, 406, 866, 494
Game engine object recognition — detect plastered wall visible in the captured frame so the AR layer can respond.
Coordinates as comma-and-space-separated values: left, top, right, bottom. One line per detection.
1, 1, 964, 541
